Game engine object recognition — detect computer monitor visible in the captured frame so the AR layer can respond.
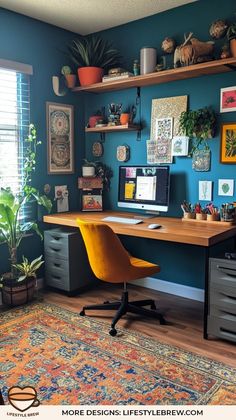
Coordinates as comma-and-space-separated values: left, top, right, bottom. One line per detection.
118, 165, 170, 213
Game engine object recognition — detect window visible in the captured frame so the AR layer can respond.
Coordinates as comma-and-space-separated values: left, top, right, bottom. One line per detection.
0, 66, 30, 194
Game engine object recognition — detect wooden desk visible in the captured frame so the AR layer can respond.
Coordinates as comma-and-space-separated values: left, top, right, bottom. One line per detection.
43, 211, 236, 247
43, 211, 236, 339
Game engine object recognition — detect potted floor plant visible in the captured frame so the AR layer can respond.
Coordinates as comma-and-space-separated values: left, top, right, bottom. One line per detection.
68, 35, 121, 86
0, 124, 52, 306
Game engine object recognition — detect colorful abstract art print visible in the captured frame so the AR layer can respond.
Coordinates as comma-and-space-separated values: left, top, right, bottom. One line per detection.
220, 86, 236, 113
156, 117, 173, 139
46, 102, 74, 174
171, 136, 189, 156
220, 123, 236, 163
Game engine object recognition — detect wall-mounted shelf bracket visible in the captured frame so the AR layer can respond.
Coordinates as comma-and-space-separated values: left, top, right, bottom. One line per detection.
225, 64, 236, 71
100, 133, 105, 142
136, 87, 141, 105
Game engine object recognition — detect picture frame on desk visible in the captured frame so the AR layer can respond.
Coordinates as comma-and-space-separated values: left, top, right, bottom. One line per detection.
81, 190, 103, 211
46, 102, 74, 174
220, 123, 236, 163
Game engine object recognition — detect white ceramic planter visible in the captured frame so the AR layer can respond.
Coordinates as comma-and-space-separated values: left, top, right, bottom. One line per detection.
82, 166, 95, 177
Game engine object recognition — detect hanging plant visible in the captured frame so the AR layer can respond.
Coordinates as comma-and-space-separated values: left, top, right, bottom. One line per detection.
179, 106, 217, 156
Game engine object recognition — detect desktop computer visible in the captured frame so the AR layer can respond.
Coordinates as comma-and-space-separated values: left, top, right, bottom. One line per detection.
118, 165, 170, 214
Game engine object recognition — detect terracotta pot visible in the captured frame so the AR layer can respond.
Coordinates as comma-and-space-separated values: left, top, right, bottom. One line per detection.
230, 38, 236, 58
78, 67, 103, 86
65, 74, 76, 88
89, 115, 102, 128
120, 113, 130, 125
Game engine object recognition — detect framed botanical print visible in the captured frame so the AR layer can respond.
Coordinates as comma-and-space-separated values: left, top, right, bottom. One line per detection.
46, 102, 74, 174
220, 123, 236, 163
220, 86, 236, 113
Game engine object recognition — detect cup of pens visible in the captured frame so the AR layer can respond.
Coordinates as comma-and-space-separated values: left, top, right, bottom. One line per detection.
220, 204, 235, 222
183, 212, 196, 219
181, 201, 195, 219
207, 213, 219, 221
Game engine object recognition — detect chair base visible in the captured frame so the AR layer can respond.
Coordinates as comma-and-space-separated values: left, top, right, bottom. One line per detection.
80, 290, 166, 336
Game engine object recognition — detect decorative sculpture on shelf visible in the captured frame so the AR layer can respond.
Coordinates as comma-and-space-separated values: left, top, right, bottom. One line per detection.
174, 33, 214, 68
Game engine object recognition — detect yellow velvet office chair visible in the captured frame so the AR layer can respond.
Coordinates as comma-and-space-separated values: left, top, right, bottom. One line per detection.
77, 220, 165, 336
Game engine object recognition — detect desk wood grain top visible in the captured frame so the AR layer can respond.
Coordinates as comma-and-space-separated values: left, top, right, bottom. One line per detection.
43, 211, 236, 247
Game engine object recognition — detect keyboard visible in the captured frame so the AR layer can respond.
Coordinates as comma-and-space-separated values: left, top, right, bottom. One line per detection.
102, 216, 143, 225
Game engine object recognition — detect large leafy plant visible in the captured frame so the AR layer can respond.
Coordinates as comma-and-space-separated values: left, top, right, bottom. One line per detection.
179, 107, 217, 156
0, 124, 52, 278
68, 35, 121, 70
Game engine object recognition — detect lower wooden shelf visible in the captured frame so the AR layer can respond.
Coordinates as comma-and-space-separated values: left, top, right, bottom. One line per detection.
85, 123, 141, 133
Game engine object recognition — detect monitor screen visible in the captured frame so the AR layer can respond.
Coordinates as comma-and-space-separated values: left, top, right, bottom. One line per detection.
118, 165, 170, 213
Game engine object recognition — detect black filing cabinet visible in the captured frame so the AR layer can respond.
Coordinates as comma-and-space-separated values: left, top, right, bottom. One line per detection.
44, 228, 95, 294
208, 257, 236, 343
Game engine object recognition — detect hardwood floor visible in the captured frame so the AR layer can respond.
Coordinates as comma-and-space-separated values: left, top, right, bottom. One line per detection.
44, 284, 236, 368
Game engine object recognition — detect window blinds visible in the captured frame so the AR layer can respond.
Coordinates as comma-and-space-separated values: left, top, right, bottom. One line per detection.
0, 68, 30, 194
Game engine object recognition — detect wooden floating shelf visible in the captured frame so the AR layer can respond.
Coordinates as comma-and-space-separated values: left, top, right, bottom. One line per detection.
73, 58, 236, 93
85, 123, 141, 133
182, 218, 235, 226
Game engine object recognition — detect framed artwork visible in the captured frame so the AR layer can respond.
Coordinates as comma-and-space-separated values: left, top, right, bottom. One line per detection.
46, 102, 74, 174
218, 179, 234, 196
199, 181, 212, 201
220, 86, 236, 113
220, 123, 236, 163
82, 192, 103, 211
171, 136, 189, 156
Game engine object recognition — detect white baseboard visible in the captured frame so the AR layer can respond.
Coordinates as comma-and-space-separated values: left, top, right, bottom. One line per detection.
132, 277, 204, 302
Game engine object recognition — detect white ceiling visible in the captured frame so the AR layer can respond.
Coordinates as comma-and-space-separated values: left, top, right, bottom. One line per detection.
0, 0, 197, 35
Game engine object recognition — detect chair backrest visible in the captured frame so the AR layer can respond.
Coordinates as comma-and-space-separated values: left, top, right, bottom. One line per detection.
77, 220, 131, 283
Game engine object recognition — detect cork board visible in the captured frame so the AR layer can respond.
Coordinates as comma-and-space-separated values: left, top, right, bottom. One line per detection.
150, 95, 188, 140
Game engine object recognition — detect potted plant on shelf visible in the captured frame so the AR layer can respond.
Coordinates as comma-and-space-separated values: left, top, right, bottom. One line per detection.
68, 35, 121, 86
227, 21, 236, 57
179, 106, 217, 156
0, 124, 52, 306
61, 65, 77, 88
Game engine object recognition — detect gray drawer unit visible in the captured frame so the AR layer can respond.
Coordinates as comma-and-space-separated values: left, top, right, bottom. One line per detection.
208, 258, 236, 343
44, 228, 95, 294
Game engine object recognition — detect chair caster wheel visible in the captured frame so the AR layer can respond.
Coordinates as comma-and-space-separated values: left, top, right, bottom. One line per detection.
151, 303, 156, 310
109, 328, 117, 337
104, 301, 110, 304
80, 310, 85, 316
160, 317, 166, 325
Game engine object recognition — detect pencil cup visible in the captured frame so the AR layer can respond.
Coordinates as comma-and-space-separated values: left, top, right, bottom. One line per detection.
207, 213, 219, 222
183, 212, 195, 219
196, 213, 207, 220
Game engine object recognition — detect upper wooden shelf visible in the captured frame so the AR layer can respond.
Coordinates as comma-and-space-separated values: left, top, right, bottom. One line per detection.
85, 123, 141, 133
73, 58, 236, 93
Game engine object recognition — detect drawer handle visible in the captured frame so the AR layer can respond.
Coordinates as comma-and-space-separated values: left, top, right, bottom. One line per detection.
54, 263, 61, 267
52, 275, 60, 280
217, 265, 236, 277
51, 248, 60, 252
52, 236, 60, 241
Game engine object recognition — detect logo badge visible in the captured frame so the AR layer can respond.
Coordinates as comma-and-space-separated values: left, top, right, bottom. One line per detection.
8, 386, 40, 412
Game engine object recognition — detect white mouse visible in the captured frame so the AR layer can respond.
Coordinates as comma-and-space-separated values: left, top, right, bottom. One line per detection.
148, 223, 162, 229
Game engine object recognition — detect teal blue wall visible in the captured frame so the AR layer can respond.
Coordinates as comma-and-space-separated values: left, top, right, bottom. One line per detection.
0, 8, 84, 273
84, 0, 236, 288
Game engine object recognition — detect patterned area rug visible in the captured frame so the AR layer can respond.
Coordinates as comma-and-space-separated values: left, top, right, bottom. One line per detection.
0, 303, 235, 405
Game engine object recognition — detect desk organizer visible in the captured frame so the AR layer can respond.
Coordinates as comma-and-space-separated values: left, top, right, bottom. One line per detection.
182, 218, 235, 226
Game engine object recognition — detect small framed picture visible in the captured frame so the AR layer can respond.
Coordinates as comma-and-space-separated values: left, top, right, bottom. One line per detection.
220, 86, 236, 113
46, 102, 74, 174
218, 179, 234, 196
171, 136, 189, 156
156, 117, 173, 139
199, 181, 212, 201
220, 123, 236, 163
82, 192, 103, 211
